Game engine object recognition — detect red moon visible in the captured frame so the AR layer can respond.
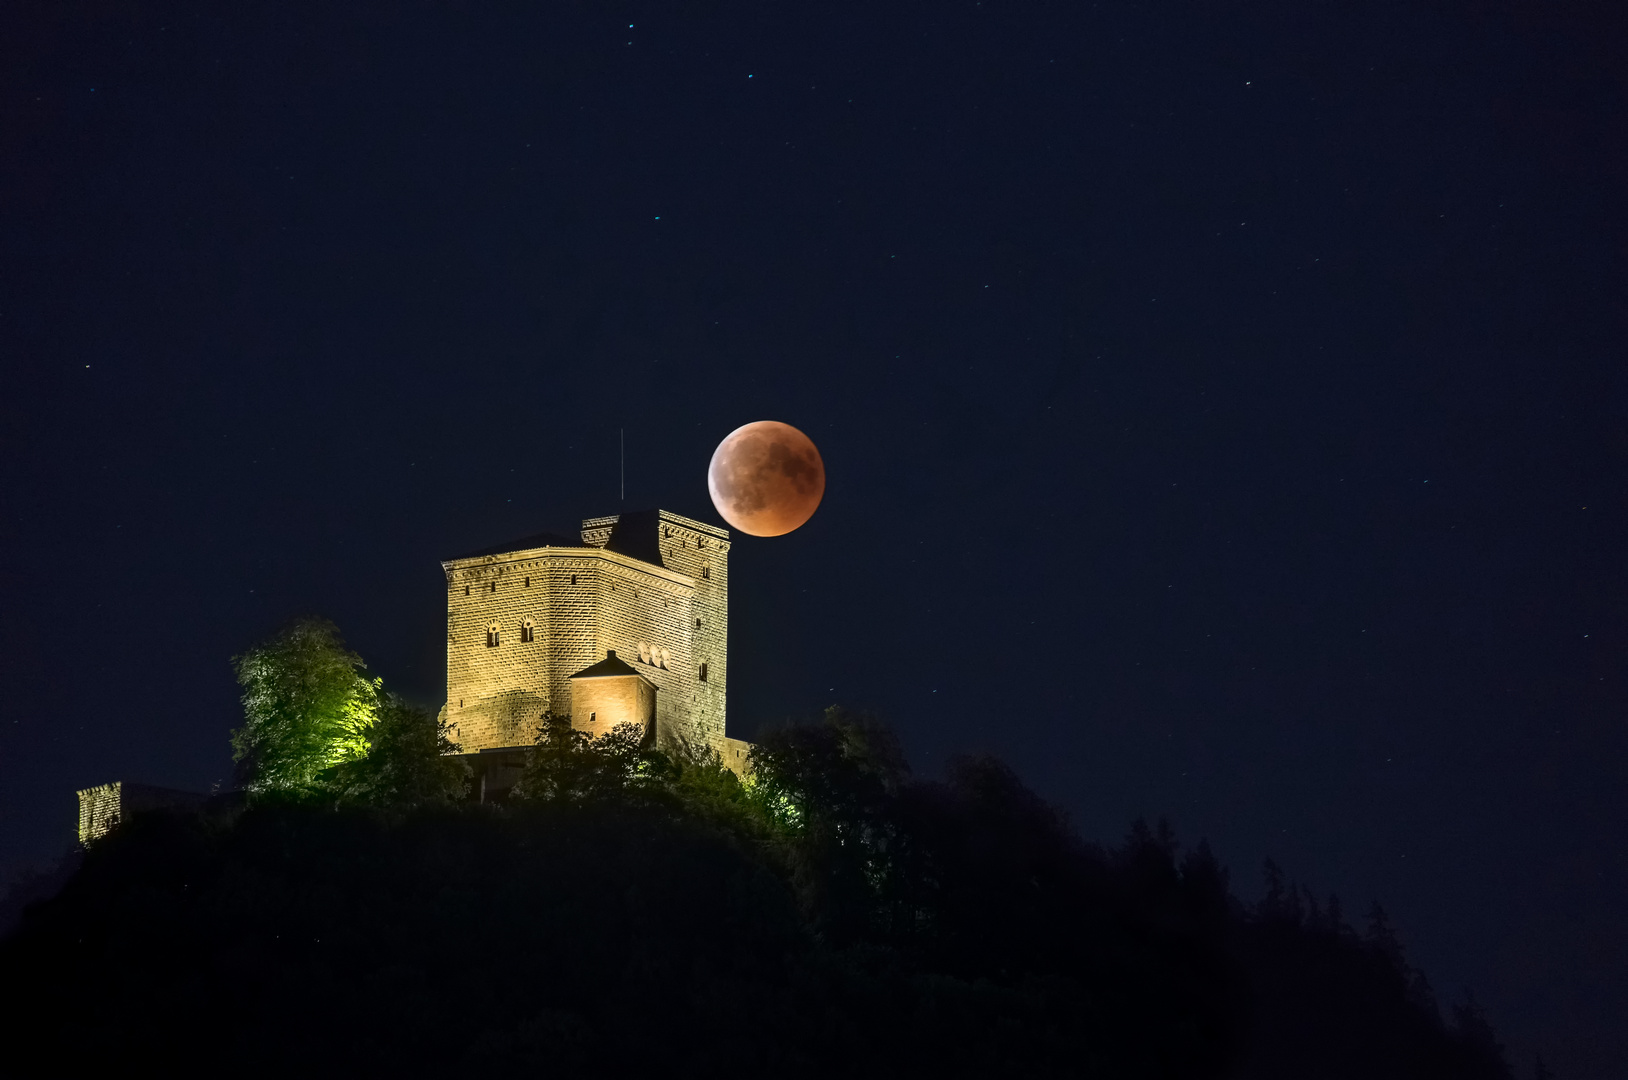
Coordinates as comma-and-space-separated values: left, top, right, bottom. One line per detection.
707, 421, 826, 537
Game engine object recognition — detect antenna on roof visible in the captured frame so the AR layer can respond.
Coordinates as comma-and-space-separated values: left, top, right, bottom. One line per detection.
620, 427, 625, 504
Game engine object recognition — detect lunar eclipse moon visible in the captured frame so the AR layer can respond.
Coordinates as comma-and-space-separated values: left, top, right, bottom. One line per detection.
707, 421, 826, 537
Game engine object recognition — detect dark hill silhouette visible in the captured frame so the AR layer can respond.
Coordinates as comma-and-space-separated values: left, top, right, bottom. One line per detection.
0, 708, 1514, 1079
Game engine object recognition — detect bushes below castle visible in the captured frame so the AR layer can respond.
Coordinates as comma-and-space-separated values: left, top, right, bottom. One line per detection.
0, 708, 1513, 1078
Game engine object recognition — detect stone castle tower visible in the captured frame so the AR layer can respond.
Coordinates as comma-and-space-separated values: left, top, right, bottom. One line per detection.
441, 509, 748, 793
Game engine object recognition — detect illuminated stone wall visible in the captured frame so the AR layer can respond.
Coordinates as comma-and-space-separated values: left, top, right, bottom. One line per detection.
77, 782, 122, 844
570, 670, 656, 739
75, 781, 208, 844
442, 510, 734, 759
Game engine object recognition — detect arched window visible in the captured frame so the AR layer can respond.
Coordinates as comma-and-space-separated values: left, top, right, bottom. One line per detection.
520, 619, 534, 644
701, 566, 710, 580
486, 624, 500, 648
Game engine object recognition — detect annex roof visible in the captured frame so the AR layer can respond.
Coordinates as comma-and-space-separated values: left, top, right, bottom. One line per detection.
567, 650, 646, 680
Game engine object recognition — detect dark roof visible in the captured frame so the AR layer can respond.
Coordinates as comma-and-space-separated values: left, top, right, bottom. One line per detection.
568, 650, 645, 680
597, 508, 665, 564
447, 531, 581, 561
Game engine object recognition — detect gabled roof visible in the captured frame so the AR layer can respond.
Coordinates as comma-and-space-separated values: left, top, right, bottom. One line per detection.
568, 650, 647, 680
446, 530, 581, 561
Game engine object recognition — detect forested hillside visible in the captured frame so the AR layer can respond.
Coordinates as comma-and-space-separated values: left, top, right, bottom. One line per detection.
1, 706, 1513, 1077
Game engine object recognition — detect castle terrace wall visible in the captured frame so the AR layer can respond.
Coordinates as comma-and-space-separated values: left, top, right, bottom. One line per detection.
75, 782, 209, 844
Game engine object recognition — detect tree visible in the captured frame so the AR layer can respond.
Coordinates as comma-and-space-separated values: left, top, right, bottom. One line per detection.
511, 713, 668, 803
230, 618, 380, 793
745, 707, 912, 938
745, 705, 907, 833
1451, 991, 1511, 1073
331, 694, 469, 806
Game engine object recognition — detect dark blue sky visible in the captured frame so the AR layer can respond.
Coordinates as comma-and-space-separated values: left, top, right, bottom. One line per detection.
3, 1, 1624, 1073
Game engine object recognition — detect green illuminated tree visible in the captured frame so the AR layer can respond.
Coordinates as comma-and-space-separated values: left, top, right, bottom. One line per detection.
230, 617, 380, 793
330, 694, 469, 805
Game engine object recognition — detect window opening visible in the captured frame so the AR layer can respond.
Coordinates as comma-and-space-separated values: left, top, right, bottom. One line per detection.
699, 662, 708, 682
521, 619, 534, 643
486, 624, 500, 648
464, 585, 470, 596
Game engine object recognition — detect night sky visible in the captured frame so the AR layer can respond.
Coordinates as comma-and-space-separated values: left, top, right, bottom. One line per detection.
3, 1, 1624, 1073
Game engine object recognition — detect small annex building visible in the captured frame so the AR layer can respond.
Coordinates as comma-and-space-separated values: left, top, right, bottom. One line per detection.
568, 650, 656, 738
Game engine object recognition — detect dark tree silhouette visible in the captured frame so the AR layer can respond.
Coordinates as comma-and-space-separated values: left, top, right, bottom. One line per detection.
0, 706, 1519, 1079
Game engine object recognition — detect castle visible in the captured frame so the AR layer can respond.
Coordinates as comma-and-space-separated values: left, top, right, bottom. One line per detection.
441, 508, 749, 798
77, 507, 745, 839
